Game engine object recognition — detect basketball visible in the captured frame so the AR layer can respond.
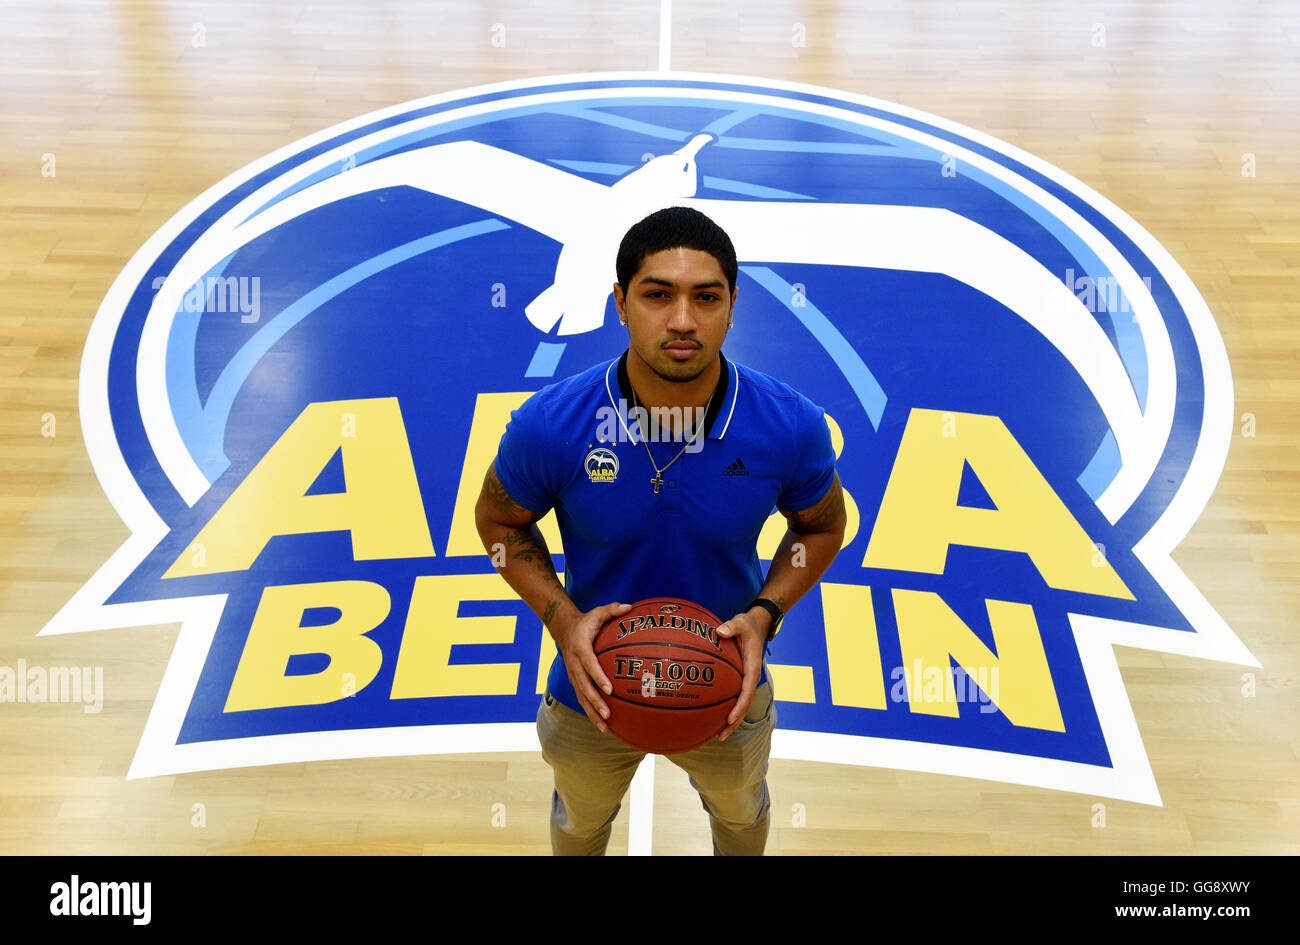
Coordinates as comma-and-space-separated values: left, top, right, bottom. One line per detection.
592, 597, 744, 754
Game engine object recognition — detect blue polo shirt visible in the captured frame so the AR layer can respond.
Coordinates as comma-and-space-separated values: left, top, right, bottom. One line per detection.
494, 350, 836, 715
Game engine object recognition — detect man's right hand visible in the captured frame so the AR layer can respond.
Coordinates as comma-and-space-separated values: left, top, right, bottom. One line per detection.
551, 601, 633, 733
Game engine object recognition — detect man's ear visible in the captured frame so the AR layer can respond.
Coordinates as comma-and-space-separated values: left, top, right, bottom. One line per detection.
612, 282, 626, 322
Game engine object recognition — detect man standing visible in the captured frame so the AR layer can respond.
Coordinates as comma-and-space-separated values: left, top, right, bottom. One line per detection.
475, 206, 846, 855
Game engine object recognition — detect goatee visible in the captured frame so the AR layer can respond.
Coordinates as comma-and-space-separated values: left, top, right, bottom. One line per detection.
651, 363, 707, 384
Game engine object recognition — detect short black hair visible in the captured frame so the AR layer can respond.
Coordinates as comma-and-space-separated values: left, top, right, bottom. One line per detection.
615, 206, 738, 295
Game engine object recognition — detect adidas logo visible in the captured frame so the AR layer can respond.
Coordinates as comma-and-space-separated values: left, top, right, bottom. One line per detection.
723, 457, 750, 477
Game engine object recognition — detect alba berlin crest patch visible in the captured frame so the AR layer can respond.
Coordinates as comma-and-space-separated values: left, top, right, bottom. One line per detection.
584, 447, 619, 483
47, 73, 1251, 803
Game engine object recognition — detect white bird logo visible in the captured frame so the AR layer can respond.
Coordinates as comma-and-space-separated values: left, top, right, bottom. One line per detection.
144, 128, 1168, 520
524, 132, 714, 335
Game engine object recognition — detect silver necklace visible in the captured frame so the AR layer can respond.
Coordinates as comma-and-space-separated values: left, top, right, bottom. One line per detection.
629, 386, 714, 494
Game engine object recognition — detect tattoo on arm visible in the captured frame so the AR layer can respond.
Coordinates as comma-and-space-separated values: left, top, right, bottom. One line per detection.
502, 528, 563, 587
479, 461, 563, 590
478, 459, 571, 632
482, 463, 536, 522
781, 473, 846, 534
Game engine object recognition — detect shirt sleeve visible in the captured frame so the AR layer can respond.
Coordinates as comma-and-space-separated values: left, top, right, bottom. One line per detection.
777, 397, 837, 512
493, 393, 558, 515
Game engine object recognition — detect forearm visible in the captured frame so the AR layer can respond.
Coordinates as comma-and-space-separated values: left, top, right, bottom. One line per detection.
757, 527, 842, 616
477, 519, 579, 636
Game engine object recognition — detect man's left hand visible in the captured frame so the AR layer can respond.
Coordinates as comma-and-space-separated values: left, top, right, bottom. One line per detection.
714, 606, 770, 741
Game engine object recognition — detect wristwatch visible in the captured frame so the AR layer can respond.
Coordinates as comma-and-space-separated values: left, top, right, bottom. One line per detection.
747, 598, 784, 642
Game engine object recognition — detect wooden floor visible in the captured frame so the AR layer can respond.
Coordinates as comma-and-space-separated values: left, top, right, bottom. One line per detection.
1, 0, 1297, 855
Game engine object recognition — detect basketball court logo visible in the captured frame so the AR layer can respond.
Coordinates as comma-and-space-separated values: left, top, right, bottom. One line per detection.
44, 73, 1252, 804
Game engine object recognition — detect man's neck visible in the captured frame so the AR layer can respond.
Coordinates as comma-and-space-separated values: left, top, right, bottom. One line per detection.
625, 348, 722, 412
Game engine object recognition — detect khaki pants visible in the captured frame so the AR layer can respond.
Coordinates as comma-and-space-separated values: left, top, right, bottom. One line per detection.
536, 674, 776, 856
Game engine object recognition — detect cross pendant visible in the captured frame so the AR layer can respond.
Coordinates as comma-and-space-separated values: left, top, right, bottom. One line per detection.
651, 474, 663, 494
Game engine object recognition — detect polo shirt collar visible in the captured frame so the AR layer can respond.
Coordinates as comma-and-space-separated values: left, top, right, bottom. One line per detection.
606, 348, 739, 442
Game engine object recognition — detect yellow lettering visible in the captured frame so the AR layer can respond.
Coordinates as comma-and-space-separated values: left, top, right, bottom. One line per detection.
767, 663, 816, 703
864, 408, 1132, 598
537, 624, 557, 695
225, 580, 389, 712
391, 573, 521, 698
165, 398, 434, 577
892, 588, 1065, 731
821, 582, 886, 709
